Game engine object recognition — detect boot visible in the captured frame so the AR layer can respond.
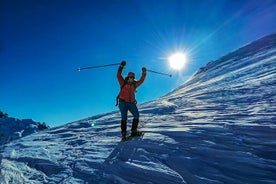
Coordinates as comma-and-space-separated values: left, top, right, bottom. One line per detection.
131, 118, 142, 136
131, 118, 139, 132
121, 120, 127, 133
121, 131, 127, 141
121, 120, 127, 140
131, 130, 143, 137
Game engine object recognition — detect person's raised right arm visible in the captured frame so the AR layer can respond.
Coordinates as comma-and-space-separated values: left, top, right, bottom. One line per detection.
117, 61, 126, 86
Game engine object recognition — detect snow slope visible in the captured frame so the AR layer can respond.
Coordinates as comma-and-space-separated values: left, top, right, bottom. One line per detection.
1, 33, 276, 184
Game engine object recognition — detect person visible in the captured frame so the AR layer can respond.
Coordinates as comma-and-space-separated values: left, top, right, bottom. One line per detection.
117, 61, 146, 140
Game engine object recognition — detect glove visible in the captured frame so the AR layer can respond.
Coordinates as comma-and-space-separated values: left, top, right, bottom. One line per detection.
119, 61, 126, 70
121, 61, 126, 67
142, 67, 147, 74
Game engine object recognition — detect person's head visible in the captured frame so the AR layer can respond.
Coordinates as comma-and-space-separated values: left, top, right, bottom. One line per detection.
126, 72, 135, 83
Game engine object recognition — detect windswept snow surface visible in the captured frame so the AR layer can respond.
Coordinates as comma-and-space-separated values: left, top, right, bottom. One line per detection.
1, 34, 276, 183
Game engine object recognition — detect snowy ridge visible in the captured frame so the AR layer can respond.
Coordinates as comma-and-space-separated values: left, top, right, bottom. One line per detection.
1, 33, 276, 183
0, 118, 47, 145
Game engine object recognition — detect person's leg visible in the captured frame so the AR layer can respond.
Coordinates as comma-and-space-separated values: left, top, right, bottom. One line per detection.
121, 120, 127, 136
119, 102, 128, 137
128, 103, 139, 120
128, 103, 140, 135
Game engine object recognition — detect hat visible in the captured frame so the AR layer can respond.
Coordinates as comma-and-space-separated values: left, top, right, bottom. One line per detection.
127, 72, 135, 78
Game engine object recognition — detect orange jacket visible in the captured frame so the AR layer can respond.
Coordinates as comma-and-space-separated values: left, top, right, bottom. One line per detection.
117, 69, 146, 103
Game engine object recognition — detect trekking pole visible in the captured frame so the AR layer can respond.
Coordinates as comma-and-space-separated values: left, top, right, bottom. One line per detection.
147, 69, 172, 77
77, 63, 121, 71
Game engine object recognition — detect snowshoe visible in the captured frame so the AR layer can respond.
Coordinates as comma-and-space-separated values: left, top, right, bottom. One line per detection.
121, 136, 128, 141
130, 131, 144, 137
121, 131, 144, 142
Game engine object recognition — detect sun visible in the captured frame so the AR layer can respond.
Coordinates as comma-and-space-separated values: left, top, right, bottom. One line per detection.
168, 52, 187, 70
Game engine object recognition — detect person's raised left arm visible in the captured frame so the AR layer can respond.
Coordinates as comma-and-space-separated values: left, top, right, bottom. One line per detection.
136, 67, 146, 88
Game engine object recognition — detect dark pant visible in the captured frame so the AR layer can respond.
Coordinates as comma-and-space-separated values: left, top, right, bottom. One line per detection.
119, 101, 139, 133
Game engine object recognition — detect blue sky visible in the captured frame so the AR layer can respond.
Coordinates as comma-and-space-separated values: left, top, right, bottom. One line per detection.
1, 0, 275, 127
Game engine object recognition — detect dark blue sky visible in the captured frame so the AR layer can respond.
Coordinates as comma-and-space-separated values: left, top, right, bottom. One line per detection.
1, 0, 275, 127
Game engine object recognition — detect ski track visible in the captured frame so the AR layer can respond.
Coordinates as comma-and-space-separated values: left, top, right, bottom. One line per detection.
1, 34, 276, 183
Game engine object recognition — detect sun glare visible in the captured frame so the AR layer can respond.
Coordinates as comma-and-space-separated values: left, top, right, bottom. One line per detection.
168, 52, 187, 70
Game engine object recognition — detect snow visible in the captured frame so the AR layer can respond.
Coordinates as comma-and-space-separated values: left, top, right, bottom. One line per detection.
1, 33, 276, 183
0, 118, 44, 145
